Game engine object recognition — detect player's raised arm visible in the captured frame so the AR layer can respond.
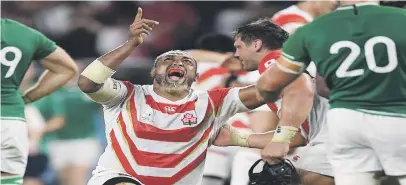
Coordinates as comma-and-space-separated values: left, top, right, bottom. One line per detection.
78, 8, 159, 103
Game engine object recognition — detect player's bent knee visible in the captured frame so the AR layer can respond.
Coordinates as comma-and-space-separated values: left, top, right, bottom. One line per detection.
297, 169, 334, 185
335, 172, 380, 185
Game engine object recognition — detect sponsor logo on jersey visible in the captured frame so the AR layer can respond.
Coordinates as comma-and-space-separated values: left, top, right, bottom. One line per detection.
165, 106, 176, 113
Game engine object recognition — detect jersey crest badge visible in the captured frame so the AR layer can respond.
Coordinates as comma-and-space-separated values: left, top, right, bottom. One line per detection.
182, 113, 197, 126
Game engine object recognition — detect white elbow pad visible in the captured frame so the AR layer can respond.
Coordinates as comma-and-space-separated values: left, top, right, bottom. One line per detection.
81, 59, 116, 84
85, 78, 121, 102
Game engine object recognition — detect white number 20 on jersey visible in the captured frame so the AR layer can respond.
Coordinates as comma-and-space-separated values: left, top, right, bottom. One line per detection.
330, 36, 398, 78
1, 46, 23, 78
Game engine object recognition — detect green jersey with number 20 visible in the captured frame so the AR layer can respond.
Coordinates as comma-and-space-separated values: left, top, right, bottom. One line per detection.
1, 19, 57, 120
281, 3, 406, 117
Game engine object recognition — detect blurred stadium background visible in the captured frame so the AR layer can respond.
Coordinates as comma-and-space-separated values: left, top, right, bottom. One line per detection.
1, 1, 405, 185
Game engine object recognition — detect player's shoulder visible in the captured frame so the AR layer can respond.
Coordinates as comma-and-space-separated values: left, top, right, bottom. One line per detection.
1, 18, 22, 26
272, 5, 313, 24
116, 80, 145, 98
258, 50, 282, 74
1, 18, 35, 33
292, 10, 332, 35
206, 87, 235, 100
375, 5, 406, 15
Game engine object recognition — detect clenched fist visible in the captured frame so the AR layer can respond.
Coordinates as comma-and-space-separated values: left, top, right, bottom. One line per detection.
128, 8, 159, 46
261, 141, 289, 164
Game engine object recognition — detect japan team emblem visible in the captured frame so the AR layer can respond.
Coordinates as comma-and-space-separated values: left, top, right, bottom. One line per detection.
182, 113, 197, 126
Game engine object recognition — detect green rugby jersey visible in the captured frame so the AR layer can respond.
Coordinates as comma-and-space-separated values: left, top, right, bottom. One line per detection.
281, 3, 406, 117
1, 19, 56, 120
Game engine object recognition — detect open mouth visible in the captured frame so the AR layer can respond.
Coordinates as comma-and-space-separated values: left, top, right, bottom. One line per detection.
167, 69, 185, 81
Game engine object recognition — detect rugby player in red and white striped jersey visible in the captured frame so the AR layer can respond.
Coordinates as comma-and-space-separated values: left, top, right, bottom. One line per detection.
78, 8, 269, 185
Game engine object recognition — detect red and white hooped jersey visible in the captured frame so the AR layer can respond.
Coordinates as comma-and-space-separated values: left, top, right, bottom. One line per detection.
95, 80, 250, 185
271, 5, 313, 34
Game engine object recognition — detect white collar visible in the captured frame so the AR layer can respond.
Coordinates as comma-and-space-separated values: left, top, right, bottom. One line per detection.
148, 85, 192, 104
336, 2, 379, 11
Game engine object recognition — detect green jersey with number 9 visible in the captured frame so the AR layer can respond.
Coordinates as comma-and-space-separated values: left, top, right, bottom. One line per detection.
1, 19, 57, 120
281, 3, 406, 117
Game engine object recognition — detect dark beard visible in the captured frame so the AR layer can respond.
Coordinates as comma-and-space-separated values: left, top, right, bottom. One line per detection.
154, 74, 192, 94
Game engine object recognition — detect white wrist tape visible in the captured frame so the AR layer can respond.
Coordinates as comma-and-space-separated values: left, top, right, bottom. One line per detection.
81, 59, 116, 84
222, 124, 251, 147
85, 78, 121, 103
271, 125, 298, 143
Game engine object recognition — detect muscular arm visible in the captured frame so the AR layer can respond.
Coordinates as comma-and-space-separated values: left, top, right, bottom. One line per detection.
240, 69, 313, 121
238, 85, 265, 109
216, 75, 313, 148
213, 124, 305, 148
278, 74, 314, 128
248, 130, 305, 149
78, 8, 158, 103
77, 40, 139, 93
256, 56, 311, 125
22, 46, 77, 103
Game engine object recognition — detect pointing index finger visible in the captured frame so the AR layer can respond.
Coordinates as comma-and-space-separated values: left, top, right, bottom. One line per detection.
134, 7, 143, 22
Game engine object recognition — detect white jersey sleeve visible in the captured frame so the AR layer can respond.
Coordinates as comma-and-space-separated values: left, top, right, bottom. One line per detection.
98, 79, 129, 108
207, 87, 250, 144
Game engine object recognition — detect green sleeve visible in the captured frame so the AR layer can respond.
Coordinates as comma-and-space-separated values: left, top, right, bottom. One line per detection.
281, 26, 311, 66
29, 27, 57, 60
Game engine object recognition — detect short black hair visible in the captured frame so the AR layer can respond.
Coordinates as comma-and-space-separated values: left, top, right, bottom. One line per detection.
233, 18, 289, 50
196, 33, 235, 53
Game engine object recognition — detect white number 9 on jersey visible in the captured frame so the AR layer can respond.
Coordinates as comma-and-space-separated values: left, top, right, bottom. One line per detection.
1, 46, 23, 78
330, 36, 398, 78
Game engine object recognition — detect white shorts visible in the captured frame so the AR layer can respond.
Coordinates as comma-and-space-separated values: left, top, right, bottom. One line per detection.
287, 143, 332, 177
327, 108, 406, 176
88, 168, 144, 185
203, 146, 238, 179
48, 138, 101, 170
0, 119, 29, 175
